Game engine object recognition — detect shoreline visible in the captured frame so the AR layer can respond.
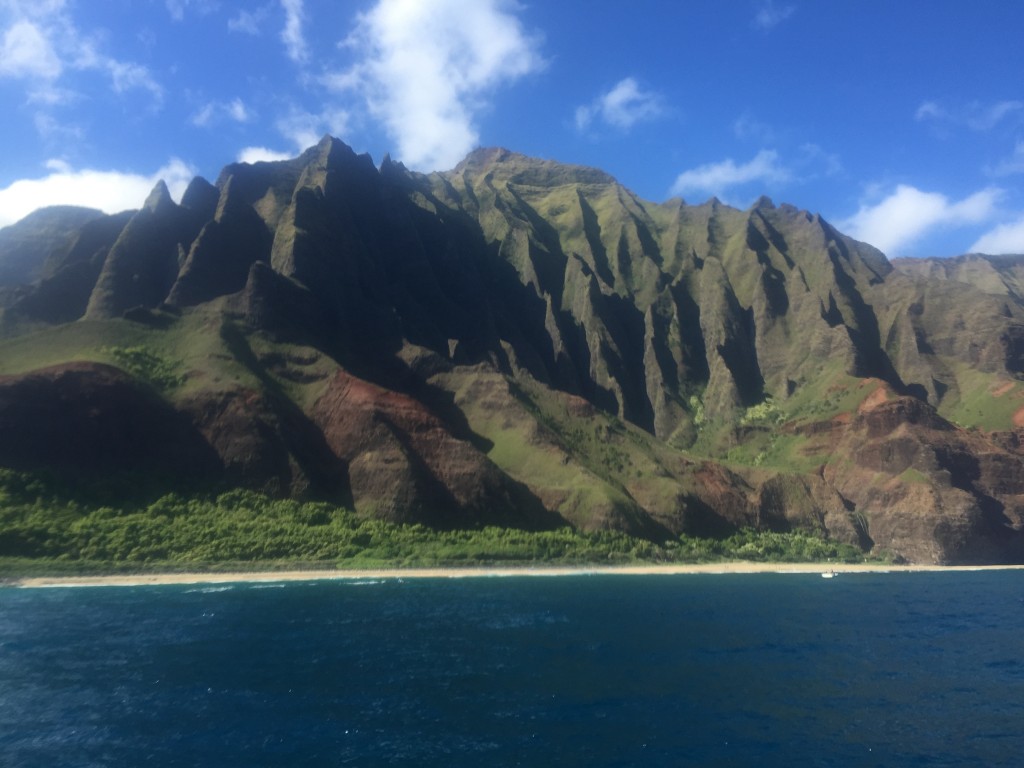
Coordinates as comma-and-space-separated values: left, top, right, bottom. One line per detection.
10, 561, 1024, 588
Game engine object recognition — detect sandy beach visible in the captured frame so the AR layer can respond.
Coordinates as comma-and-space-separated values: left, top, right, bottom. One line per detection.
10, 561, 1024, 588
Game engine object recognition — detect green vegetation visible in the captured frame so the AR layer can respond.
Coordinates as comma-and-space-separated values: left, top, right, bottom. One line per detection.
0, 309, 336, 413
692, 528, 869, 563
0, 319, 156, 376
103, 345, 184, 390
0, 469, 874, 577
739, 397, 784, 427
688, 394, 705, 426
720, 429, 819, 472
937, 365, 1024, 431
897, 467, 931, 485
781, 367, 870, 424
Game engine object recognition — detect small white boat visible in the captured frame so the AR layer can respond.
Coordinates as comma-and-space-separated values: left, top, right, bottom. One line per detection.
821, 570, 837, 579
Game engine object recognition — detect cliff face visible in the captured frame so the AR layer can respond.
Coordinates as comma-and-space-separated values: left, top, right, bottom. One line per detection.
1, 136, 1023, 563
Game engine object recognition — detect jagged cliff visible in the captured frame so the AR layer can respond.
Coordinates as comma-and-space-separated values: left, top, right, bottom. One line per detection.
2, 136, 1024, 563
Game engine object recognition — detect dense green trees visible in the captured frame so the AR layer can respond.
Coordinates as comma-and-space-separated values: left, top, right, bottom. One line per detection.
0, 469, 872, 575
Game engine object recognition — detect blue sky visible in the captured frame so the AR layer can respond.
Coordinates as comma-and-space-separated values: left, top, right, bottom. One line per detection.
1, 0, 1023, 258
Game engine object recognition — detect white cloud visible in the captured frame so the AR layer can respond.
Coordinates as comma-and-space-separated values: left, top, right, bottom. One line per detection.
191, 97, 252, 127
165, 1, 187, 21
575, 77, 662, 132
280, 0, 306, 63
0, 19, 61, 79
0, 0, 68, 20
0, 159, 195, 228
797, 142, 842, 177
989, 140, 1024, 177
333, 0, 545, 171
968, 101, 1023, 131
914, 101, 946, 122
0, 4, 163, 113
26, 81, 75, 105
840, 184, 1001, 256
916, 99, 1023, 131
190, 103, 213, 127
227, 98, 249, 122
237, 146, 293, 164
670, 150, 790, 200
165, 0, 219, 22
971, 215, 1024, 255
32, 110, 81, 139
733, 113, 775, 143
753, 1, 795, 30
276, 106, 350, 152
228, 8, 266, 35
105, 59, 163, 104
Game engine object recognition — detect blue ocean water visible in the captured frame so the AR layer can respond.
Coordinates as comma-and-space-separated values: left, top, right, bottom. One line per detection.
2, 572, 1024, 767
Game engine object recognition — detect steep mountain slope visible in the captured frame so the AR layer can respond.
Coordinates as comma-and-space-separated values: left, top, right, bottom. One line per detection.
0, 206, 106, 290
1, 136, 1023, 563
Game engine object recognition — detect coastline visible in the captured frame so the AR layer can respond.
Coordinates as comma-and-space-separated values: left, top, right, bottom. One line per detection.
10, 561, 1024, 588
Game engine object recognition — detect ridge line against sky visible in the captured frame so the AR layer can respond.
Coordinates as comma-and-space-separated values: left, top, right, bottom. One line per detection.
0, 0, 1022, 258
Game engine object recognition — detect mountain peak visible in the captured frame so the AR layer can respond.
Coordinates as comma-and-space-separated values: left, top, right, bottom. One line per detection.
379, 153, 410, 181
451, 147, 617, 187
180, 176, 218, 217
458, 146, 516, 166
143, 180, 175, 215
294, 135, 380, 181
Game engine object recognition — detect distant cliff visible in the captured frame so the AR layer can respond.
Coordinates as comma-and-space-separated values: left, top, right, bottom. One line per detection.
1, 136, 1023, 564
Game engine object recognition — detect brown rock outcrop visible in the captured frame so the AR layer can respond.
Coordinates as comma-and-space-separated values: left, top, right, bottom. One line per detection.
311, 369, 555, 529
180, 386, 346, 500
824, 396, 1024, 563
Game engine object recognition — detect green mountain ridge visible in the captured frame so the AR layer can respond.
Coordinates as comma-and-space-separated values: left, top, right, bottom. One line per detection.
1, 136, 1023, 564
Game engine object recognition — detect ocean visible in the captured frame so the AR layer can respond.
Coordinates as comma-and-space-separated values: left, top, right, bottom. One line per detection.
2, 571, 1023, 767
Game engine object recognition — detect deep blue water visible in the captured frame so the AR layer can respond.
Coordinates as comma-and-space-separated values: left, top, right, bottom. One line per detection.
2, 572, 1024, 767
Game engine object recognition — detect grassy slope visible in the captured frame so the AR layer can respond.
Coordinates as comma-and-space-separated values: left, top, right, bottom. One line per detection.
0, 306, 338, 414
428, 365, 644, 530
936, 364, 1024, 430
